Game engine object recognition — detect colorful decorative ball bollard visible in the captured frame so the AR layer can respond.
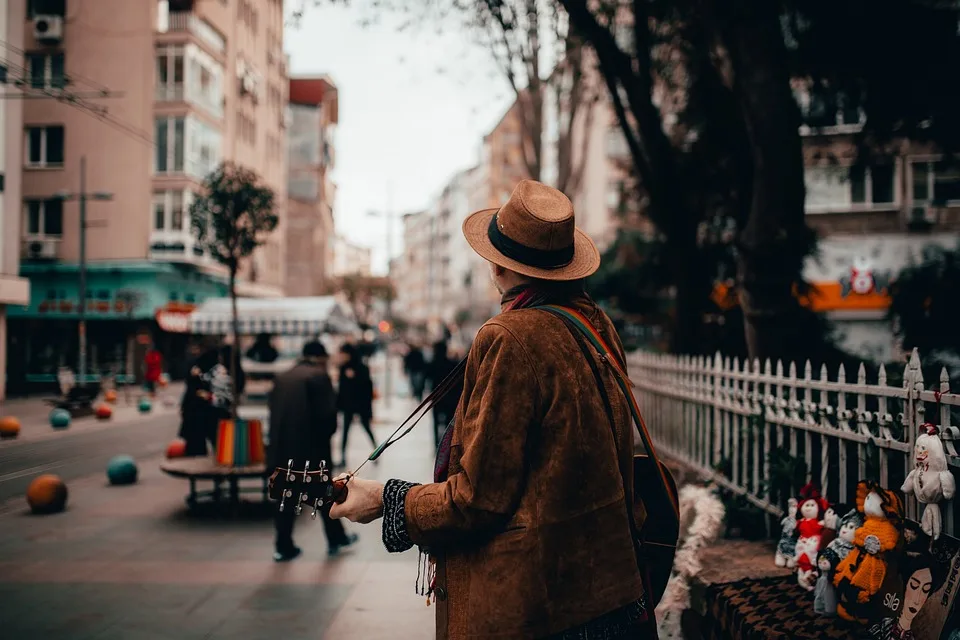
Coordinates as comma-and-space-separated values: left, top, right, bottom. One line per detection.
138, 397, 152, 413
26, 474, 68, 514
165, 439, 187, 459
106, 455, 138, 486
95, 404, 113, 420
0, 416, 21, 439
104, 389, 118, 404
49, 408, 71, 429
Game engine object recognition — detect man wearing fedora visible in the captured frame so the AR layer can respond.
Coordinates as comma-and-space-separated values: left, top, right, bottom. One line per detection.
329, 180, 653, 638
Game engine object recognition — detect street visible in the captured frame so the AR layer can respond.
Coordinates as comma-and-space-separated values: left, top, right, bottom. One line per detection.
0, 411, 178, 505
0, 388, 436, 639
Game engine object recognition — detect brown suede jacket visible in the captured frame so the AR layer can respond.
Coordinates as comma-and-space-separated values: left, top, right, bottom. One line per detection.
399, 293, 644, 639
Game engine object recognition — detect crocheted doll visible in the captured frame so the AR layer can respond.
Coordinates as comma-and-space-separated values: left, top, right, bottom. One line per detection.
833, 481, 904, 622
795, 483, 830, 591
820, 506, 840, 549
775, 497, 799, 568
814, 547, 841, 616
826, 509, 863, 563
902, 424, 956, 540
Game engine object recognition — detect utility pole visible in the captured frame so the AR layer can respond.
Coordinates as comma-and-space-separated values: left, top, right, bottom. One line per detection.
57, 156, 112, 386
384, 183, 394, 408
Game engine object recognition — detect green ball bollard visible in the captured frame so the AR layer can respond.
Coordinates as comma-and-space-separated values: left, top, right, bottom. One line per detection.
138, 398, 152, 413
49, 408, 71, 429
106, 455, 138, 486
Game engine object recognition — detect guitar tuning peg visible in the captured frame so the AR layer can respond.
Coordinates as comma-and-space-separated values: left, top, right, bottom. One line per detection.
311, 497, 321, 519
304, 460, 312, 483
286, 458, 295, 482
279, 488, 293, 512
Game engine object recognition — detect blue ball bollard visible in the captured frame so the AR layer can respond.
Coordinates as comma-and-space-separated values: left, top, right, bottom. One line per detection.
138, 397, 152, 413
106, 455, 138, 486
49, 408, 71, 430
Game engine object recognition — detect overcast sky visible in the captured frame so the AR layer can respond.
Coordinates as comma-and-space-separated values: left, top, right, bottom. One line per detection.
284, 5, 512, 274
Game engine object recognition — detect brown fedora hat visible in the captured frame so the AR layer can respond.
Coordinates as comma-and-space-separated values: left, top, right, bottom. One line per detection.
462, 180, 601, 281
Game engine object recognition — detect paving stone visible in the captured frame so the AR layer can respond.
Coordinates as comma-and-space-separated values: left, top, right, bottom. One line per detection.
0, 395, 439, 639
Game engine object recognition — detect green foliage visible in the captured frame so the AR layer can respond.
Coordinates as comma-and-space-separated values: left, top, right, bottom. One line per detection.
762, 447, 808, 509
190, 162, 279, 275
888, 242, 960, 356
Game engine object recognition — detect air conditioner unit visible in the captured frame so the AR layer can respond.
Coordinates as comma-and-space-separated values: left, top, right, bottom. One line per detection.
21, 238, 60, 260
909, 204, 938, 225
33, 15, 64, 44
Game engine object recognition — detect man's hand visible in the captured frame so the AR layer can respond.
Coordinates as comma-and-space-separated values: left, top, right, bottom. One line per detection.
328, 474, 385, 524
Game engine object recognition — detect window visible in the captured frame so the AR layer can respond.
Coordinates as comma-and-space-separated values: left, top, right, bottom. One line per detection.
154, 116, 185, 173
911, 160, 960, 204
25, 126, 65, 168
156, 46, 184, 101
27, 0, 66, 18
24, 198, 63, 237
187, 117, 221, 178
804, 164, 897, 212
26, 53, 65, 90
185, 48, 224, 117
153, 190, 189, 231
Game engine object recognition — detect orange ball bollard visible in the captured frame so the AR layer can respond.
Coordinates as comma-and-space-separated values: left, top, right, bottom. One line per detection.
104, 389, 118, 403
95, 404, 113, 420
26, 474, 68, 514
0, 416, 20, 439
166, 439, 187, 459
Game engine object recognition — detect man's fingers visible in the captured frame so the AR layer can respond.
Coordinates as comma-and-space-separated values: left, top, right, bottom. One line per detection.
333, 472, 352, 483
328, 503, 344, 519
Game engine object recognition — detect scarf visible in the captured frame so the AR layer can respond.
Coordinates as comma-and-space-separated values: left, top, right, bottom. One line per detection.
432, 284, 551, 483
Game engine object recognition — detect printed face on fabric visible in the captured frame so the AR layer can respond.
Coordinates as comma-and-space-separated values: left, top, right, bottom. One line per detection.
903, 567, 934, 625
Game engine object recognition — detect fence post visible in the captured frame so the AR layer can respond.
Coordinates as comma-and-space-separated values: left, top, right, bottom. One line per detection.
905, 348, 923, 522
713, 352, 723, 473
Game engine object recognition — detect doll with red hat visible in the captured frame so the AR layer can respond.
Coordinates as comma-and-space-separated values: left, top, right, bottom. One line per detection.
795, 483, 831, 591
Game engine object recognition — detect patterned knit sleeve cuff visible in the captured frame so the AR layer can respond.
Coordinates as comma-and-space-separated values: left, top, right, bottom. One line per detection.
382, 479, 420, 553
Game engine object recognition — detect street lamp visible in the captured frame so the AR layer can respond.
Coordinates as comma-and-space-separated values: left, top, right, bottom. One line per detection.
56, 156, 113, 386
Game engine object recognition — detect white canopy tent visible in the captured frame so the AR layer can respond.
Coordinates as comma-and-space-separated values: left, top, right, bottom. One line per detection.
188, 296, 358, 336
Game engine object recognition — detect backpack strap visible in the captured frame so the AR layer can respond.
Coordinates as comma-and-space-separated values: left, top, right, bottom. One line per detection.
536, 304, 679, 522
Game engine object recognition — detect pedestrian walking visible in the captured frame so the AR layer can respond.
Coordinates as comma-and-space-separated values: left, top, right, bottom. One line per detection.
426, 339, 460, 450
403, 342, 427, 401
329, 180, 663, 638
178, 346, 220, 456
268, 341, 358, 561
144, 346, 163, 397
336, 343, 377, 468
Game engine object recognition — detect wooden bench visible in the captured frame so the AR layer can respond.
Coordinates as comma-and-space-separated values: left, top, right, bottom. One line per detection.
160, 457, 270, 509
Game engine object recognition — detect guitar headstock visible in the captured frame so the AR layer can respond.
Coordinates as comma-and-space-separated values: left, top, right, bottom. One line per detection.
267, 459, 348, 518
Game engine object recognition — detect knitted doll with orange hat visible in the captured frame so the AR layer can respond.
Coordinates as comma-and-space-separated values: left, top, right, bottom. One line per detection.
794, 483, 830, 591
833, 481, 904, 622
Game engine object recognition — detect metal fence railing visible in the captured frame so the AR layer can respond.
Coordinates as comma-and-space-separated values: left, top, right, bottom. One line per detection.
626, 348, 960, 535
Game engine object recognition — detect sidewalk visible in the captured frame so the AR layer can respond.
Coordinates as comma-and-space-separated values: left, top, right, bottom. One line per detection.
0, 394, 436, 640
0, 384, 183, 445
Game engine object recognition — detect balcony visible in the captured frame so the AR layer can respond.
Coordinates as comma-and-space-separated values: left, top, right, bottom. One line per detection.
148, 231, 205, 262
164, 12, 225, 54
156, 83, 184, 103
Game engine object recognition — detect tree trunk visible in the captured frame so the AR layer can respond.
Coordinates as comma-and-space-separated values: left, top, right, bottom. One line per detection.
669, 236, 713, 354
229, 267, 239, 421
721, 0, 809, 363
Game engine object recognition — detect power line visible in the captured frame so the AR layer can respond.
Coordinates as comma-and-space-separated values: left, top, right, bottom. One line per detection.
0, 38, 112, 95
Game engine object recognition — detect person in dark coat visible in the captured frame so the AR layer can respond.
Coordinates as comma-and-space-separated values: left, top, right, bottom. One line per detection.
268, 341, 358, 561
403, 342, 427, 401
336, 343, 377, 468
178, 347, 220, 456
426, 339, 461, 450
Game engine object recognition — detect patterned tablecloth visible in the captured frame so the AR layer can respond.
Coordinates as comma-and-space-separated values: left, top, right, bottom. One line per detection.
702, 575, 870, 640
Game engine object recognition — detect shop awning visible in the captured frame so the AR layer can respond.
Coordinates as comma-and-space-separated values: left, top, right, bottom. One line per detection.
188, 296, 358, 336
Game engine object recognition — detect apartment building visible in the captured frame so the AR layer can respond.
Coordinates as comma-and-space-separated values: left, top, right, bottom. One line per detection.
6, 0, 288, 393
0, 0, 30, 399
564, 74, 960, 361
331, 235, 372, 278
286, 75, 337, 296
392, 210, 432, 327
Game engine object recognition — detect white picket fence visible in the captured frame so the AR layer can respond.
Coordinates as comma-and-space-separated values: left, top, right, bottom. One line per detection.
626, 348, 960, 535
